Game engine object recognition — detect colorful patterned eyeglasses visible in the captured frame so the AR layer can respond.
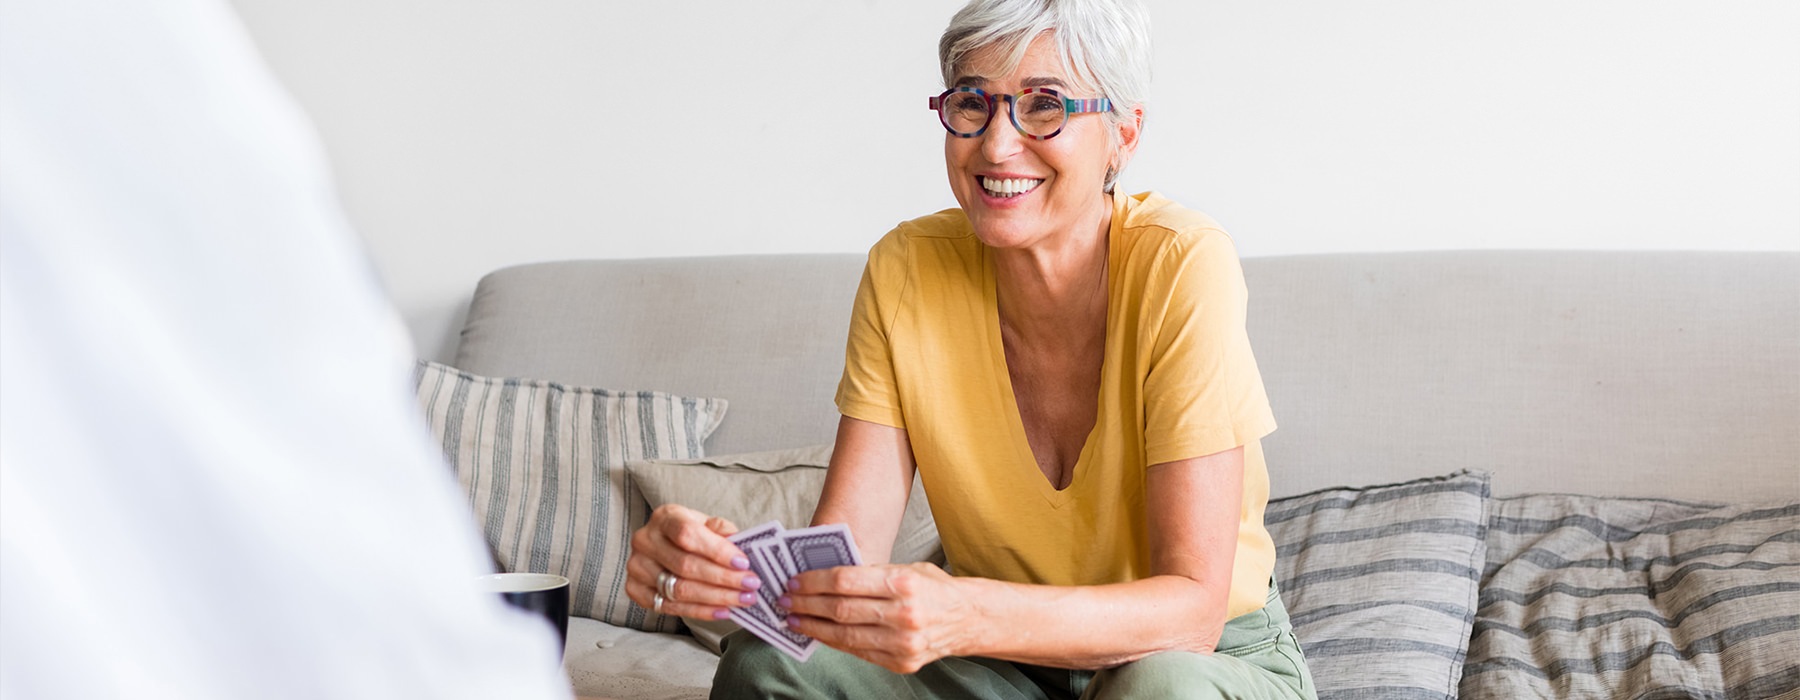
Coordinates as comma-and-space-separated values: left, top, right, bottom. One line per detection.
929, 87, 1112, 140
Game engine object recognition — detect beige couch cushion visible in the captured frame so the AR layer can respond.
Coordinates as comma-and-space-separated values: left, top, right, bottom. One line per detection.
562, 616, 712, 699
1269, 471, 1492, 699
1463, 494, 1800, 698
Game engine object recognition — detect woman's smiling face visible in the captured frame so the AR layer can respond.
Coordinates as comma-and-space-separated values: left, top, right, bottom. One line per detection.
945, 33, 1135, 251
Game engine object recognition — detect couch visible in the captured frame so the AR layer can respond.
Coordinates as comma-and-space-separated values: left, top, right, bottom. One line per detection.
431, 251, 1799, 699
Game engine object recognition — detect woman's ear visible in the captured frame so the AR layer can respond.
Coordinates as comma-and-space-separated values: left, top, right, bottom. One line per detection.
1106, 103, 1146, 191
1114, 102, 1145, 169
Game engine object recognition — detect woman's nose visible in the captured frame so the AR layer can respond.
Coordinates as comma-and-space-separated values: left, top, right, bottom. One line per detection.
980, 98, 1025, 163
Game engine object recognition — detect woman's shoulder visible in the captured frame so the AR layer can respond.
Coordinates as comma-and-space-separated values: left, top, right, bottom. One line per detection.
1116, 191, 1241, 267
892, 207, 974, 240
864, 207, 977, 266
859, 207, 981, 292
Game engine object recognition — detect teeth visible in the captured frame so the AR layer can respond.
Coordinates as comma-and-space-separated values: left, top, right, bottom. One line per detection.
981, 176, 1043, 197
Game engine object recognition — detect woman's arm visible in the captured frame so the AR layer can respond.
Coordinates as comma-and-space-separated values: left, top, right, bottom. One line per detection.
970, 445, 1244, 665
786, 445, 1245, 672
811, 415, 918, 565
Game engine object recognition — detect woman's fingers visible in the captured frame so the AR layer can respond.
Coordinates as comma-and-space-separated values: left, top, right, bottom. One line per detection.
652, 505, 752, 574
778, 563, 962, 673
788, 561, 933, 598
623, 505, 761, 620
644, 526, 759, 590
704, 514, 741, 539
783, 564, 934, 625
634, 506, 757, 589
781, 590, 912, 627
626, 554, 757, 608
623, 578, 733, 621
786, 613, 886, 648
786, 614, 931, 674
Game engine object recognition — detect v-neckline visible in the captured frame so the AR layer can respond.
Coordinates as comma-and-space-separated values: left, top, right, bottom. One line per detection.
982, 205, 1121, 509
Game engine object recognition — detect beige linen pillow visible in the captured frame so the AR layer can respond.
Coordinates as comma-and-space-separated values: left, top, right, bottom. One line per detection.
626, 444, 942, 653
414, 360, 727, 634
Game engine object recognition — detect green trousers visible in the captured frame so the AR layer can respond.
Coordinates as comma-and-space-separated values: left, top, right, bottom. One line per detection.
711, 582, 1316, 700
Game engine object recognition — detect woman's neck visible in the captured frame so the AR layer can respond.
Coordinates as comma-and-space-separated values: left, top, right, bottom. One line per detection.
992, 199, 1113, 344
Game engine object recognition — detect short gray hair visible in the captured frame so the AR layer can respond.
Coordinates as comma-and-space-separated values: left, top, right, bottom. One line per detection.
938, 0, 1152, 190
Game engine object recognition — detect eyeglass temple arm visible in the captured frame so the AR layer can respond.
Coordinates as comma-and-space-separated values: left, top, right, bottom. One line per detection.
1064, 97, 1111, 113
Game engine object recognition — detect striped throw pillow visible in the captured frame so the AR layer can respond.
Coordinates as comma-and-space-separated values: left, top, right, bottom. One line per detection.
1463, 495, 1800, 699
1267, 471, 1491, 700
414, 361, 728, 633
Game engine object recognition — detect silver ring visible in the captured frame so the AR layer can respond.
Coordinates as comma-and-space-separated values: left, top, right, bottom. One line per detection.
652, 592, 665, 614
657, 570, 679, 601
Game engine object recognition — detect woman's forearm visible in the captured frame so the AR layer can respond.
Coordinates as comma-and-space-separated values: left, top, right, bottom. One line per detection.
812, 416, 918, 564
957, 574, 1232, 669
955, 451, 1246, 668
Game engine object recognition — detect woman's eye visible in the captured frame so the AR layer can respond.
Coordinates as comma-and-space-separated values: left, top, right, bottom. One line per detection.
1024, 96, 1062, 114
951, 96, 987, 113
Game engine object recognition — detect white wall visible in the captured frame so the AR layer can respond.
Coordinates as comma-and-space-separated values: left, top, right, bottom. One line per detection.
227, 0, 1800, 361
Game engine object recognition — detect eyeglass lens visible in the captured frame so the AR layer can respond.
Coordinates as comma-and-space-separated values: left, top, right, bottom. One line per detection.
940, 89, 1068, 138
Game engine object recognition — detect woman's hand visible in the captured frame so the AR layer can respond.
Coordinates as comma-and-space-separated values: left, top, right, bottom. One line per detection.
625, 504, 762, 621
780, 562, 977, 673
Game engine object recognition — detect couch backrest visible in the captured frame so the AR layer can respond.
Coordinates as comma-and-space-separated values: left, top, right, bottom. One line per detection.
453, 251, 1798, 501
456, 255, 862, 461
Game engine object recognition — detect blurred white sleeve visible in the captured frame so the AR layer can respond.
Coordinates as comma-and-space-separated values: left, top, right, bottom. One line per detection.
0, 0, 574, 698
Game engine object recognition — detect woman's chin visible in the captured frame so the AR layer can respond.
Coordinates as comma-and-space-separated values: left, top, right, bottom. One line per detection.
969, 221, 1041, 251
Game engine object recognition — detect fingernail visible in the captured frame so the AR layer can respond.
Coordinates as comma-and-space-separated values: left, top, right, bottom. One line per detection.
742, 575, 762, 591
787, 578, 799, 591
739, 592, 756, 606
777, 596, 791, 608
712, 608, 731, 620
731, 556, 750, 570
785, 615, 800, 628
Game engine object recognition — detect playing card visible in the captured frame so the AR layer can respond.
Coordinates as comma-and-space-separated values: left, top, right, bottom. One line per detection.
779, 523, 864, 572
746, 540, 797, 622
728, 521, 784, 621
728, 521, 782, 549
754, 535, 802, 596
727, 522, 817, 660
722, 521, 867, 662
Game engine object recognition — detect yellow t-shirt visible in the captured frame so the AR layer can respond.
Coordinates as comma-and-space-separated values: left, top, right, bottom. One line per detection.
835, 191, 1279, 619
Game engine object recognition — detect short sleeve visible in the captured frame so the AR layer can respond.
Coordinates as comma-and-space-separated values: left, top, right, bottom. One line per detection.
1140, 230, 1277, 466
834, 231, 910, 429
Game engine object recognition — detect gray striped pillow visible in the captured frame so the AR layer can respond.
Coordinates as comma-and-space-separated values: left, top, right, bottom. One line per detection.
1462, 495, 1800, 700
1267, 471, 1491, 700
414, 361, 728, 633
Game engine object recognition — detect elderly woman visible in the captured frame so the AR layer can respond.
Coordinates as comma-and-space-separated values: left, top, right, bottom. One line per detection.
626, 0, 1316, 697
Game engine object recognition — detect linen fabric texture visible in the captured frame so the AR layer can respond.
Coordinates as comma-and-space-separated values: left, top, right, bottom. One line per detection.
1462, 494, 1800, 699
1265, 471, 1491, 700
414, 360, 728, 633
835, 191, 1279, 619
625, 444, 944, 653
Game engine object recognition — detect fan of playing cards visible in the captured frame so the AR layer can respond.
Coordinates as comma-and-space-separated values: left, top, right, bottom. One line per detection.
727, 521, 865, 662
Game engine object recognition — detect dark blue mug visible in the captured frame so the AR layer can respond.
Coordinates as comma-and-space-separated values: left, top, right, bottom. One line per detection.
476, 573, 570, 654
